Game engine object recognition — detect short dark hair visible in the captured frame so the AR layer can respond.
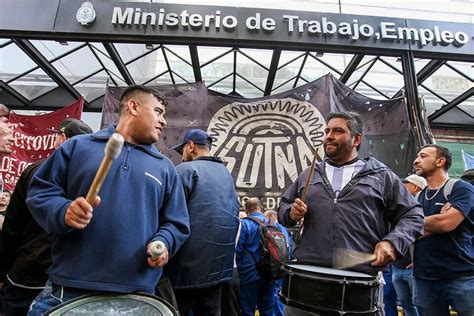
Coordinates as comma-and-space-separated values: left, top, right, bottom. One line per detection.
119, 85, 167, 114
244, 197, 262, 213
326, 111, 363, 136
422, 144, 452, 171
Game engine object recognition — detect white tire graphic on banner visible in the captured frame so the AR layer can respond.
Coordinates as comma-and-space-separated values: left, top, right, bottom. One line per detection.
208, 98, 325, 208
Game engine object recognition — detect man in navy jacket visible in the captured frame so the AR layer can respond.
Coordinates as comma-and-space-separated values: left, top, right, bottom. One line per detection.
26, 86, 190, 315
166, 129, 239, 316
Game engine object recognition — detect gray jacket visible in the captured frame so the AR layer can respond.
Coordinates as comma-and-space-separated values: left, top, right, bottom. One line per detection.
278, 157, 424, 275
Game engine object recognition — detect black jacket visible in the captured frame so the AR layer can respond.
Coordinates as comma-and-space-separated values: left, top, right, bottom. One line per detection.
0, 159, 51, 288
278, 157, 424, 275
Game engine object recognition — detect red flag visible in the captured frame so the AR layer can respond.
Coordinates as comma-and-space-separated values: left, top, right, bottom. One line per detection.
2, 98, 84, 190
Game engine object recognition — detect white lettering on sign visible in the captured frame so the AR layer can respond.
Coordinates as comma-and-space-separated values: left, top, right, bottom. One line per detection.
112, 7, 237, 31
106, 6, 470, 48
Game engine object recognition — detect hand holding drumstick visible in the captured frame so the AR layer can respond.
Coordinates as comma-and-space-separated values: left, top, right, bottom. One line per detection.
289, 198, 307, 222
371, 240, 397, 266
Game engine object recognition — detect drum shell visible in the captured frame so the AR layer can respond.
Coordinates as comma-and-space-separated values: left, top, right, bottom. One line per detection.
280, 264, 379, 315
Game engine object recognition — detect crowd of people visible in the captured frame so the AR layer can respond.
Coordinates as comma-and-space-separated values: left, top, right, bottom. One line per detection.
0, 86, 472, 316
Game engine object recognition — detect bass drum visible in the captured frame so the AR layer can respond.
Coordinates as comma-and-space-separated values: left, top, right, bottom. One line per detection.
44, 293, 177, 316
280, 264, 381, 315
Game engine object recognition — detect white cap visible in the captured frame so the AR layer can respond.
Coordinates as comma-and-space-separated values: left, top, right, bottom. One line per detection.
404, 174, 427, 190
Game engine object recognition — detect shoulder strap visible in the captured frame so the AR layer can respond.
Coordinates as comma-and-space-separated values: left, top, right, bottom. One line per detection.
244, 216, 265, 226
443, 178, 459, 200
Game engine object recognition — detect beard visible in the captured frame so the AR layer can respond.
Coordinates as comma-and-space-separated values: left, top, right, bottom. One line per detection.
323, 140, 353, 162
415, 163, 436, 178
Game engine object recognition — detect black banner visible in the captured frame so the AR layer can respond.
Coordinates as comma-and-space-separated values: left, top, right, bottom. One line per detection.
102, 75, 418, 210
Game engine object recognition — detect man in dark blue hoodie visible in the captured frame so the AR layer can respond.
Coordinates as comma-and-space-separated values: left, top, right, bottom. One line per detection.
26, 86, 190, 315
166, 129, 240, 316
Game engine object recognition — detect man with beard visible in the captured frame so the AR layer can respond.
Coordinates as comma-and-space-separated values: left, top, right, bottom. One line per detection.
278, 111, 424, 315
412, 145, 473, 315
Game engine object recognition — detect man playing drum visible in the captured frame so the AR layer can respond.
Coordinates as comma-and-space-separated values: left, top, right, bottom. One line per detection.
26, 86, 190, 315
277, 111, 424, 315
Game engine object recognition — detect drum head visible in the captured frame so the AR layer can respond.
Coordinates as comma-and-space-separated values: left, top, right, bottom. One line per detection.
286, 264, 374, 279
44, 293, 177, 316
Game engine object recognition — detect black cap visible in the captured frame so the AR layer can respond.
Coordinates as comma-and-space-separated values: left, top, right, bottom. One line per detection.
48, 118, 93, 138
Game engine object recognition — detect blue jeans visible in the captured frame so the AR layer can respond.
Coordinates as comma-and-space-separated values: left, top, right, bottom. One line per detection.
392, 267, 418, 316
28, 280, 86, 316
414, 276, 474, 316
382, 268, 398, 316
240, 279, 275, 316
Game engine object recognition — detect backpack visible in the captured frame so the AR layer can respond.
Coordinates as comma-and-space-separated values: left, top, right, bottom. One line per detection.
443, 178, 459, 200
245, 216, 289, 281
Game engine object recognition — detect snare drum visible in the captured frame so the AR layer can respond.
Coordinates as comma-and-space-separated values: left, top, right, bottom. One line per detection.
280, 264, 381, 315
44, 293, 177, 316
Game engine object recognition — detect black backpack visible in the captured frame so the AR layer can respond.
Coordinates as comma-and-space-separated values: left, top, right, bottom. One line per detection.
245, 216, 289, 281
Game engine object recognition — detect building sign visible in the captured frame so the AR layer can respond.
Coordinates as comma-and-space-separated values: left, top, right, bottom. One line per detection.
108, 6, 469, 48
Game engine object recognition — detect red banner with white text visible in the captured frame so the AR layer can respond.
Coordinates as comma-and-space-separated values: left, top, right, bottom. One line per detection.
1, 98, 84, 190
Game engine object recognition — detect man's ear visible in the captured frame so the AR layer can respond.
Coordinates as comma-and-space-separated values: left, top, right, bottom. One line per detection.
436, 157, 446, 168
353, 133, 362, 148
128, 99, 139, 116
57, 133, 67, 145
188, 141, 195, 152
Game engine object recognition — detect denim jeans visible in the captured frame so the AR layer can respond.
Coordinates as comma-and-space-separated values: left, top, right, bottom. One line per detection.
392, 267, 418, 316
27, 280, 86, 316
382, 268, 398, 316
414, 276, 474, 316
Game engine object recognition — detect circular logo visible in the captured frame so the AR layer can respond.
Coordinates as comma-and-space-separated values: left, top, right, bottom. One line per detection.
76, 2, 96, 26
208, 98, 325, 208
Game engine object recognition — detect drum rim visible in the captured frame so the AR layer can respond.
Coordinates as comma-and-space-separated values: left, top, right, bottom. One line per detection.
279, 295, 379, 314
43, 292, 177, 315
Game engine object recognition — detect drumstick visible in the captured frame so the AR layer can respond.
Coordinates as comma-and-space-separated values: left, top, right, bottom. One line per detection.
333, 248, 377, 270
300, 148, 318, 202
85, 133, 124, 204
149, 241, 166, 259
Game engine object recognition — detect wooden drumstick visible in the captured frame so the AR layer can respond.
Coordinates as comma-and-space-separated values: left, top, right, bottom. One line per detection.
300, 148, 318, 203
333, 248, 377, 269
85, 133, 124, 204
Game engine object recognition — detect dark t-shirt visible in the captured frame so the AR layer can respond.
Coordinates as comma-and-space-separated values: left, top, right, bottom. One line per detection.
414, 180, 473, 280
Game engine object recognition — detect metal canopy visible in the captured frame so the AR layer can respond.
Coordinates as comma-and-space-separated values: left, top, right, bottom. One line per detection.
0, 4, 472, 130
